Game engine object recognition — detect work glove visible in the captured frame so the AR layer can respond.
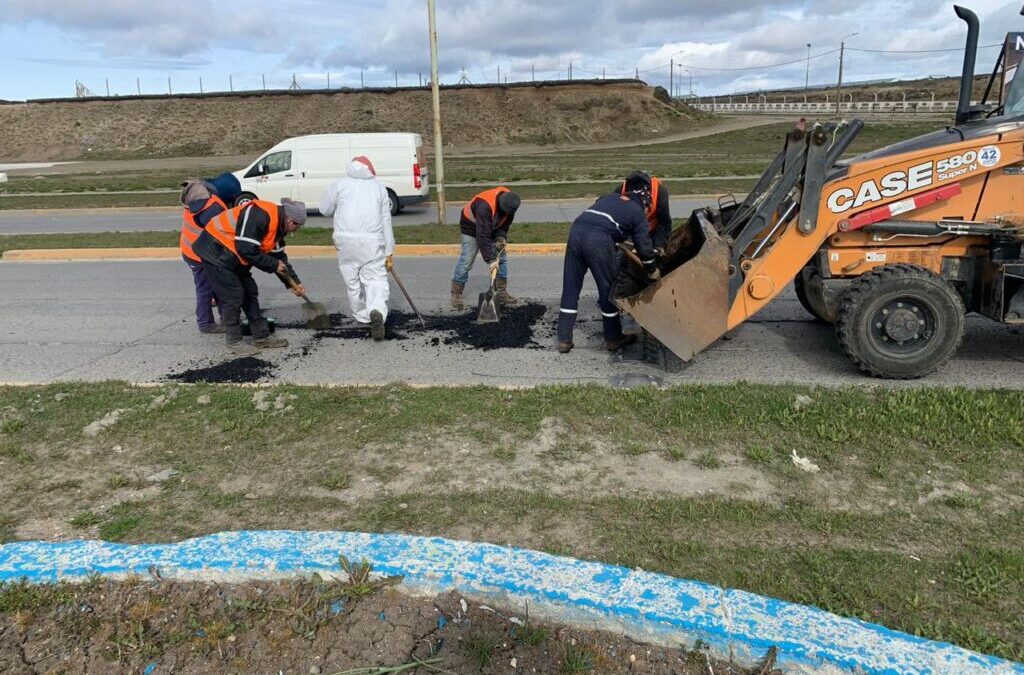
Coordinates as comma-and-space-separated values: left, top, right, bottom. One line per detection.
385, 254, 394, 272
488, 259, 500, 275
291, 283, 306, 297
643, 260, 661, 282
276, 260, 288, 276
494, 236, 508, 253
653, 247, 665, 258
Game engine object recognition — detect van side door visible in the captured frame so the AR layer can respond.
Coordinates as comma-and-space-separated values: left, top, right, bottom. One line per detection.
242, 149, 298, 203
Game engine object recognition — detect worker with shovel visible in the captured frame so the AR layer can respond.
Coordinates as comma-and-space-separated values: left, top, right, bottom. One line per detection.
192, 198, 307, 356
556, 188, 659, 354
451, 187, 521, 310
320, 156, 395, 341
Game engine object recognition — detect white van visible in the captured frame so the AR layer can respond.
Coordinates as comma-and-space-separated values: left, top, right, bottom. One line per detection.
234, 133, 429, 215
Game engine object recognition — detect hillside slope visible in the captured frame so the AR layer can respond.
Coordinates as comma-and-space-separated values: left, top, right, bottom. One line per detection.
0, 81, 711, 161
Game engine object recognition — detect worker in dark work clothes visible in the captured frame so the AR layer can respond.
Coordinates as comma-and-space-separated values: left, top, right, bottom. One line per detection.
557, 188, 660, 354
620, 169, 672, 252
192, 198, 307, 356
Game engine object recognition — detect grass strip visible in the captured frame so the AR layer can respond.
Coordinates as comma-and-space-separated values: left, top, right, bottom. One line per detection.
1, 382, 1021, 659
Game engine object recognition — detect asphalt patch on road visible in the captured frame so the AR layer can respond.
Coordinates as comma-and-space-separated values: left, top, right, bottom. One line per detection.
166, 357, 276, 384
285, 303, 552, 351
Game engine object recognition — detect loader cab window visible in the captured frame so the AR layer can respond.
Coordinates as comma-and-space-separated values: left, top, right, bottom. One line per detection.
245, 150, 291, 178
998, 33, 1024, 115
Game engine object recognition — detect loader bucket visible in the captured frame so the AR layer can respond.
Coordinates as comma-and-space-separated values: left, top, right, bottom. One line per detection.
615, 210, 731, 361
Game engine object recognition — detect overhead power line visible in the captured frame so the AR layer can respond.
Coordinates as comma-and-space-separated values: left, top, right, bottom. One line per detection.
672, 48, 841, 72
847, 42, 1001, 54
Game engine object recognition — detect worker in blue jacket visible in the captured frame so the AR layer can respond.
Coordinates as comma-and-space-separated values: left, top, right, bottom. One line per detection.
557, 187, 660, 354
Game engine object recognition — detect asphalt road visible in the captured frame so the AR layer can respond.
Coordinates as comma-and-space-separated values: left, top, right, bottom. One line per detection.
0, 198, 712, 235
1, 256, 1021, 388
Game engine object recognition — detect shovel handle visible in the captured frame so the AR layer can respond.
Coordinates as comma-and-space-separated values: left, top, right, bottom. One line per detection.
616, 243, 644, 268
277, 270, 312, 303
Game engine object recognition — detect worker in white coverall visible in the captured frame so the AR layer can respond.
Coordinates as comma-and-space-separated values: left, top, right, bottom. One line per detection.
320, 156, 396, 341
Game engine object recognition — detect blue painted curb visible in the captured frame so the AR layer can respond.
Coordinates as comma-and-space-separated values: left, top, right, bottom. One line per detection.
0, 531, 1019, 674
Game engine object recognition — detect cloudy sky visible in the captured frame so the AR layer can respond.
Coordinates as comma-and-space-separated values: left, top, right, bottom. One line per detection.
0, 0, 1021, 100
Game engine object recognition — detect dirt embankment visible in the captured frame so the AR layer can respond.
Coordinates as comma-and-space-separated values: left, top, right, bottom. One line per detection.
0, 81, 711, 162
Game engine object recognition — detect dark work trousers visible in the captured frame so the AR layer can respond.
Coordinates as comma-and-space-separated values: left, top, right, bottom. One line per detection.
557, 227, 623, 343
184, 255, 221, 329
200, 261, 269, 345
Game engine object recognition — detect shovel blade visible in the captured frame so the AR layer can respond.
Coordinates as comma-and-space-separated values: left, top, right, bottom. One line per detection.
302, 301, 330, 330
476, 291, 500, 323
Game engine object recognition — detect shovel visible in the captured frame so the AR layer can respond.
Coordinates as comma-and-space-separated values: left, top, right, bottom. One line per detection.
277, 271, 330, 330
388, 264, 427, 328
476, 265, 500, 324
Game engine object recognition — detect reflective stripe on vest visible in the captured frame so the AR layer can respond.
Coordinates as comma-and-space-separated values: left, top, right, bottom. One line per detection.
206, 200, 280, 265
461, 187, 511, 228
180, 196, 226, 262
619, 177, 661, 231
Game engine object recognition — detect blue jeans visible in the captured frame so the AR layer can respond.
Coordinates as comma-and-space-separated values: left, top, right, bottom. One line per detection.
451, 234, 508, 284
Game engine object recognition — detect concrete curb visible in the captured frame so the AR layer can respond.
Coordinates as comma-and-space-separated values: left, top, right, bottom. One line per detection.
0, 531, 1019, 674
2, 243, 566, 261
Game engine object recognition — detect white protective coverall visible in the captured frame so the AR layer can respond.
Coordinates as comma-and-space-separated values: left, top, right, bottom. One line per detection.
320, 157, 395, 323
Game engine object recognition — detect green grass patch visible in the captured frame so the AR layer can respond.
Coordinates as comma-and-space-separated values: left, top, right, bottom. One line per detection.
0, 382, 1022, 660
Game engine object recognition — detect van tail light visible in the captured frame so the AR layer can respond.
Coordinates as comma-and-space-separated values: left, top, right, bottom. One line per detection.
413, 163, 422, 189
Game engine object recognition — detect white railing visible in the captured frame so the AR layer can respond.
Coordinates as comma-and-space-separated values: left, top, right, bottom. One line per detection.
690, 100, 963, 114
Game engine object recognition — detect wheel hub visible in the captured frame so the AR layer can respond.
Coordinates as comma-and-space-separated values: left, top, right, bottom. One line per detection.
871, 299, 933, 351
884, 307, 921, 342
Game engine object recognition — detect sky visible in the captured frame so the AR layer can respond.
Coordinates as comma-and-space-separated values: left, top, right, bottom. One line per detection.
0, 0, 1022, 100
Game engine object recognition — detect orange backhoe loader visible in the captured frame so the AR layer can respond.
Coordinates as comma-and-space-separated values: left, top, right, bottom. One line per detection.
618, 4, 1024, 379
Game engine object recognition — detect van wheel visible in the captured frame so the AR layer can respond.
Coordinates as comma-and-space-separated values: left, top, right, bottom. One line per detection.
835, 264, 965, 379
387, 189, 400, 216
235, 192, 257, 207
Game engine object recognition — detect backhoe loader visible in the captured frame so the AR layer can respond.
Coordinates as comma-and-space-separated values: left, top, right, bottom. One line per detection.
618, 4, 1024, 379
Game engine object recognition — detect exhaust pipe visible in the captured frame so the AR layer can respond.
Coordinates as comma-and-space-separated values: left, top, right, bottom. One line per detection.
954, 5, 979, 125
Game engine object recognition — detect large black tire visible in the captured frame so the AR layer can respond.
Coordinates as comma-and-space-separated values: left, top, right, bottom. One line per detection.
387, 189, 400, 216
794, 265, 834, 323
835, 264, 965, 379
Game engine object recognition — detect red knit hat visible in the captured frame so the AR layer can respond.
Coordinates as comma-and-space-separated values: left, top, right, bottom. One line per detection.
352, 155, 376, 176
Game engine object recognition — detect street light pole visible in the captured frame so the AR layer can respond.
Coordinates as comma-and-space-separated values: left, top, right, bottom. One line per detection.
805, 43, 811, 90
427, 0, 446, 226
835, 33, 858, 117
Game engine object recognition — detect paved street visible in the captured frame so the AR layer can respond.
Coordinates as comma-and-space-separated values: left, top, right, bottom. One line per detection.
1, 255, 1021, 387
0, 198, 713, 234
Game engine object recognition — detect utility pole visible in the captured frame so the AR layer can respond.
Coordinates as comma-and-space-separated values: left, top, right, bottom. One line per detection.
805, 43, 811, 90
419, 72, 423, 87
360, 70, 364, 88
199, 76, 203, 94
568, 61, 572, 80
105, 79, 110, 97
532, 63, 535, 82
835, 33, 858, 116
497, 64, 500, 83
688, 69, 693, 96
427, 0, 447, 226
168, 76, 172, 95
262, 74, 266, 90
230, 75, 234, 92
136, 78, 140, 95
670, 59, 673, 97
326, 72, 330, 89
395, 70, 399, 87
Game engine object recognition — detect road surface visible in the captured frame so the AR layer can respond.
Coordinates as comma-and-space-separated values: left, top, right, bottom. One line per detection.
0, 198, 715, 234
1, 255, 1021, 388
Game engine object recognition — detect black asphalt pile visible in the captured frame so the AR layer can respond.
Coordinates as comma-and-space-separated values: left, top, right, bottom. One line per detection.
167, 357, 276, 384
286, 303, 551, 351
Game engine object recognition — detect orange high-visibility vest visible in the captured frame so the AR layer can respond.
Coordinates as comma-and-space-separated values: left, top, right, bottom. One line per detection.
461, 187, 512, 229
180, 195, 227, 262
620, 177, 661, 232
206, 200, 280, 265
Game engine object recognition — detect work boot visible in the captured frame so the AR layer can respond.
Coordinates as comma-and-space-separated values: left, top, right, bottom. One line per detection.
450, 282, 466, 310
495, 278, 520, 306
253, 336, 289, 349
370, 310, 386, 341
605, 333, 638, 352
227, 341, 260, 357
199, 324, 225, 334
557, 340, 574, 354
